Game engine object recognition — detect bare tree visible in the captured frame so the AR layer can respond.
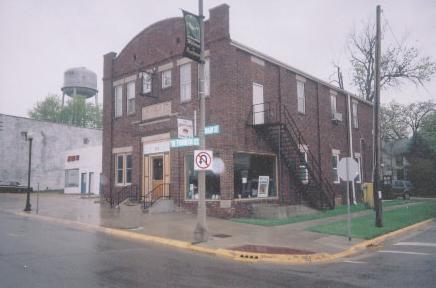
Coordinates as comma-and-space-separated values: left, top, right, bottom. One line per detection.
380, 101, 408, 140
381, 100, 436, 140
401, 101, 436, 138
348, 21, 436, 101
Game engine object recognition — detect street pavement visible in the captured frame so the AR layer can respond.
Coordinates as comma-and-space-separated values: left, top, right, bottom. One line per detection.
1, 208, 435, 287
0, 193, 423, 256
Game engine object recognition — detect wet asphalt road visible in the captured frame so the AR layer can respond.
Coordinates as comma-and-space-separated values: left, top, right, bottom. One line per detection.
0, 211, 435, 288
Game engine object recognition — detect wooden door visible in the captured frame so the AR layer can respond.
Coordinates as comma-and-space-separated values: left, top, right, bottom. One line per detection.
151, 155, 164, 200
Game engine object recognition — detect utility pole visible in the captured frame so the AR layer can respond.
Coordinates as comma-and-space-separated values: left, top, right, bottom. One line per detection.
373, 5, 383, 227
194, 0, 208, 242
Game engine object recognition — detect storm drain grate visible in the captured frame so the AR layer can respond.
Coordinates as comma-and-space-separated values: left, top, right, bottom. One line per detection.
212, 233, 232, 238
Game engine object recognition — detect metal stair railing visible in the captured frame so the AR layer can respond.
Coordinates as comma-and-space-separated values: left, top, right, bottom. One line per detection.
143, 183, 171, 209
114, 184, 139, 207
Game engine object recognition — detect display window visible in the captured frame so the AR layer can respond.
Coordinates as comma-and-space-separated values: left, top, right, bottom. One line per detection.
185, 153, 221, 200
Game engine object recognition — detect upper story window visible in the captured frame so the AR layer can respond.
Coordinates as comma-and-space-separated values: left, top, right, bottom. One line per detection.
330, 94, 337, 115
297, 80, 305, 114
126, 81, 135, 115
161, 69, 172, 89
180, 63, 191, 103
142, 72, 152, 94
114, 85, 123, 118
352, 100, 358, 128
199, 58, 210, 97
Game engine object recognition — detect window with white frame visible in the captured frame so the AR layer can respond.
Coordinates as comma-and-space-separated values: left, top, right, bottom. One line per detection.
114, 85, 123, 117
299, 145, 309, 184
354, 153, 362, 183
330, 94, 337, 116
65, 169, 79, 187
142, 72, 152, 94
297, 80, 305, 114
161, 69, 172, 89
200, 58, 210, 97
352, 100, 358, 128
127, 81, 135, 115
332, 151, 340, 184
115, 154, 132, 186
180, 63, 191, 102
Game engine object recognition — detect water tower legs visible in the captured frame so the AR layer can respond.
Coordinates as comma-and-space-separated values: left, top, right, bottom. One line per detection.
62, 92, 65, 107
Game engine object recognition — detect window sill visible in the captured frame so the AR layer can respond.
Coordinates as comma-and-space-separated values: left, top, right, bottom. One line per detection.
233, 196, 278, 201
161, 86, 171, 90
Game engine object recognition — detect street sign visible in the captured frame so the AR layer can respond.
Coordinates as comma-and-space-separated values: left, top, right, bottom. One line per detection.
194, 150, 213, 171
170, 138, 199, 148
182, 10, 201, 63
205, 125, 220, 135
338, 157, 359, 182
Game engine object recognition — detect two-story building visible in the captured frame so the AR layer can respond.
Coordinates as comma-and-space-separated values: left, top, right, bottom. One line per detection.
102, 4, 373, 218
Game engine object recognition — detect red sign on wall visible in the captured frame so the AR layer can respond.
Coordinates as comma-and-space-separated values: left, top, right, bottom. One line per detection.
67, 155, 80, 162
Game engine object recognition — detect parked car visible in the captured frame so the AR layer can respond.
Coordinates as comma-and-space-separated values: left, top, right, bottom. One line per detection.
384, 180, 413, 200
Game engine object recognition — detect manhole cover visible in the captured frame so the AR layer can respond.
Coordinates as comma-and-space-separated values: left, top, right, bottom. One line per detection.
212, 233, 232, 238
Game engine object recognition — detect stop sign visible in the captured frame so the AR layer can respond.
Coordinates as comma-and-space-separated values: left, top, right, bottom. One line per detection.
338, 157, 359, 182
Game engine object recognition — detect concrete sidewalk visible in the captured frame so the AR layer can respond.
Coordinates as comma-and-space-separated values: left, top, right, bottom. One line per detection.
0, 193, 427, 257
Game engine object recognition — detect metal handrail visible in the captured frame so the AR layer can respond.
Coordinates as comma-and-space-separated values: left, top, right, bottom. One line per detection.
143, 183, 171, 209
115, 184, 138, 207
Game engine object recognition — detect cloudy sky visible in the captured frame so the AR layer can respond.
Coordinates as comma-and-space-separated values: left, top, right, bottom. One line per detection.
1, 0, 435, 117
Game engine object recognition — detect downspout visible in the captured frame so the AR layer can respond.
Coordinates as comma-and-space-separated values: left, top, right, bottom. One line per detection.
316, 83, 323, 207
347, 94, 357, 204
278, 67, 283, 205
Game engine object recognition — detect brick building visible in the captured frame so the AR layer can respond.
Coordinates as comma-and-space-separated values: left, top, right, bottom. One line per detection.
102, 4, 373, 218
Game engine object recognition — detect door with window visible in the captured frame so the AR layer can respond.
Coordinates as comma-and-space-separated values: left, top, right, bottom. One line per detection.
252, 83, 264, 125
81, 173, 87, 194
143, 153, 170, 202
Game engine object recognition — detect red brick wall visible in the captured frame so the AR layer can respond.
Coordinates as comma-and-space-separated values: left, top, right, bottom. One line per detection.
102, 4, 373, 216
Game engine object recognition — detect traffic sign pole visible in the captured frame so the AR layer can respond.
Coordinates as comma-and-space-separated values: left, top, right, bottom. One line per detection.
346, 158, 352, 242
194, 0, 208, 242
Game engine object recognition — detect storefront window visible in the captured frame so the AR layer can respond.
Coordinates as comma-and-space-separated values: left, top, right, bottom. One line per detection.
185, 154, 220, 200
65, 169, 79, 187
234, 153, 276, 199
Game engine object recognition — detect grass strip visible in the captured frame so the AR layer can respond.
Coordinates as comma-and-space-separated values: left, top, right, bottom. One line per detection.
232, 200, 416, 227
307, 201, 436, 239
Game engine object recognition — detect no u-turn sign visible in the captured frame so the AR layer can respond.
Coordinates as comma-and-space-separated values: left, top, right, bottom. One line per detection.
194, 150, 213, 171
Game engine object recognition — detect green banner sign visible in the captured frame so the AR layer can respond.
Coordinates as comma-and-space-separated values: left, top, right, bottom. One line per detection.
182, 10, 201, 63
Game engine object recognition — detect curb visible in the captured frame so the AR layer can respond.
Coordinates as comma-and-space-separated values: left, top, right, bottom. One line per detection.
14, 211, 433, 265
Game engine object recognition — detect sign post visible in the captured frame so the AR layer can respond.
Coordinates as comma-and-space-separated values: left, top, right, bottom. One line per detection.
338, 157, 359, 242
184, 0, 208, 242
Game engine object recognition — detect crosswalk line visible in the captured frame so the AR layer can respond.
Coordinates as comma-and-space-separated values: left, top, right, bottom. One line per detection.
394, 242, 436, 247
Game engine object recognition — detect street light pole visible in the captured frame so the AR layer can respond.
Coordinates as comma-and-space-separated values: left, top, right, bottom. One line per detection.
194, 0, 208, 242
24, 136, 33, 212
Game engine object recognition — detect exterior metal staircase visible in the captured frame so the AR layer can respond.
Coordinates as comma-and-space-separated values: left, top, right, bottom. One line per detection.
247, 102, 335, 210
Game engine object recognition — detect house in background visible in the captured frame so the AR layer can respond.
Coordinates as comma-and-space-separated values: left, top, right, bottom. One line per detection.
382, 138, 411, 182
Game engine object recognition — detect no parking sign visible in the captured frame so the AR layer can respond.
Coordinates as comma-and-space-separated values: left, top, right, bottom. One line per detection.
194, 150, 213, 171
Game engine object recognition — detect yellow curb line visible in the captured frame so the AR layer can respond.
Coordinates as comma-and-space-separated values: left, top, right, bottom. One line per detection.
14, 211, 433, 265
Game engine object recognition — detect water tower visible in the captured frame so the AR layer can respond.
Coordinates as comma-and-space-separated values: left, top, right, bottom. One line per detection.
61, 67, 98, 107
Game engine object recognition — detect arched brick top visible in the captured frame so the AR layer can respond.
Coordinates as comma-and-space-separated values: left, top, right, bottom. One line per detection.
114, 17, 185, 76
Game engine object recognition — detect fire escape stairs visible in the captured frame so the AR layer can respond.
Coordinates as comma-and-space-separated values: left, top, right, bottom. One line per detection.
247, 102, 335, 210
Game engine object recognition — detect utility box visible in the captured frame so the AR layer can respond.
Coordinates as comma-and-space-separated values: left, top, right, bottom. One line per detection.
363, 182, 374, 208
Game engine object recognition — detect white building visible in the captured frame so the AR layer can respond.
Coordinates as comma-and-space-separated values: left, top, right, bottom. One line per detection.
64, 146, 102, 195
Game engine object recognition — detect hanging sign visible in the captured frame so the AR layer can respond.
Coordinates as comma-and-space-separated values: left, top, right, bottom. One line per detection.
177, 118, 193, 138
182, 10, 202, 63
194, 150, 213, 171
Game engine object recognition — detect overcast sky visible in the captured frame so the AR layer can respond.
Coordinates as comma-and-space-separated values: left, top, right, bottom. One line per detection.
1, 0, 435, 117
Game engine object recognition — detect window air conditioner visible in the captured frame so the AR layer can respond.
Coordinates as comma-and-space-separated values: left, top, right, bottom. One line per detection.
332, 112, 342, 122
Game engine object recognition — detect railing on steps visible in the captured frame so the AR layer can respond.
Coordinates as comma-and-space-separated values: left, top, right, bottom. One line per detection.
143, 183, 171, 209
114, 184, 139, 207
246, 102, 335, 209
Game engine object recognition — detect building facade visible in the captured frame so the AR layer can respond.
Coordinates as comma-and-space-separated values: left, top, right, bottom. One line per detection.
64, 146, 102, 195
0, 113, 102, 191
102, 4, 373, 217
